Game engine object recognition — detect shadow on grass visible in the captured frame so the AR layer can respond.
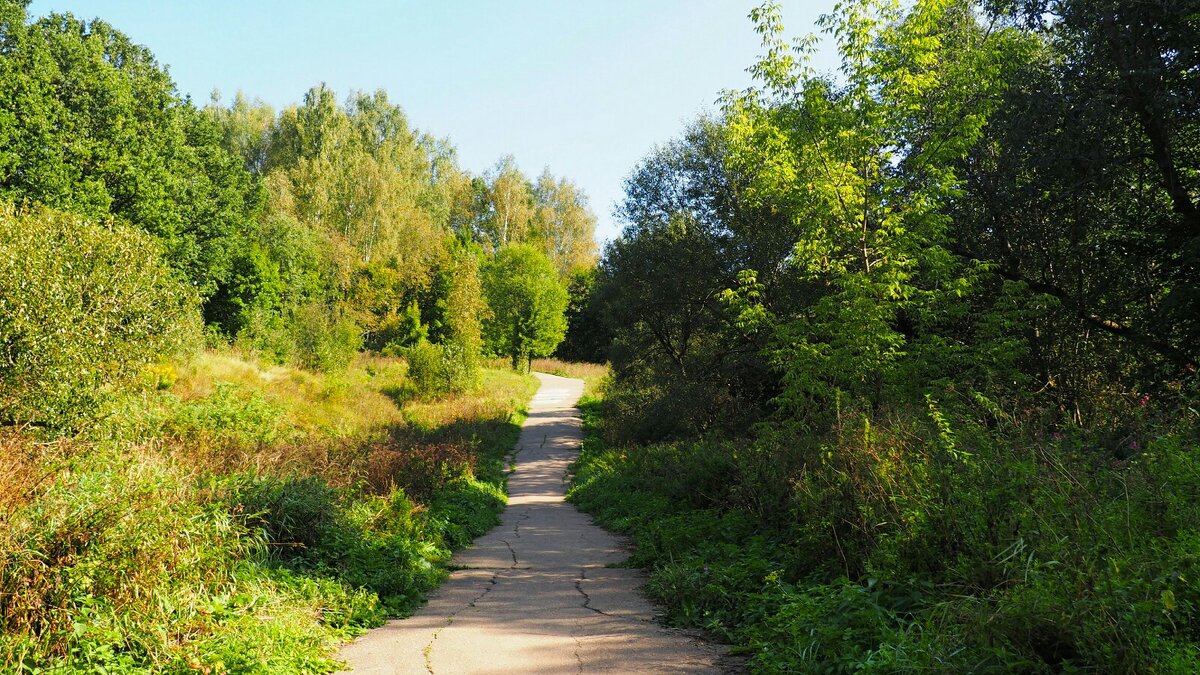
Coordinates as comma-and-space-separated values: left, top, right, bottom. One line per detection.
225, 405, 525, 622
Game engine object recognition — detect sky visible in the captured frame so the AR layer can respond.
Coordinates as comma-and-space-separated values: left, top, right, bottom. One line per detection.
26, 1, 836, 244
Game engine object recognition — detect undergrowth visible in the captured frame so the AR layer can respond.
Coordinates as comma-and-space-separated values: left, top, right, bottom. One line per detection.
568, 392, 1200, 673
0, 351, 536, 673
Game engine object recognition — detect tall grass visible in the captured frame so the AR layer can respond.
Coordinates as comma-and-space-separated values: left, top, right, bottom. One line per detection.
0, 349, 537, 673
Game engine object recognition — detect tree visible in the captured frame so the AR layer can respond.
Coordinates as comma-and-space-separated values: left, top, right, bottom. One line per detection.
476, 156, 535, 255
593, 118, 796, 437
205, 91, 275, 176
531, 169, 598, 278
0, 8, 258, 298
481, 244, 568, 371
717, 0, 1032, 418
950, 0, 1200, 394
555, 268, 609, 364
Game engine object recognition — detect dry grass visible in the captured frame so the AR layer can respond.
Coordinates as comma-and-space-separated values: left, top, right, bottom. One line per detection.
0, 431, 67, 518
530, 358, 609, 395
483, 357, 609, 394
161, 353, 537, 493
403, 367, 537, 431
172, 350, 407, 438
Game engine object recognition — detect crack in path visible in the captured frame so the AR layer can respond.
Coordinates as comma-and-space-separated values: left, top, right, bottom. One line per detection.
423, 530, 524, 672
512, 508, 530, 538
422, 572, 499, 674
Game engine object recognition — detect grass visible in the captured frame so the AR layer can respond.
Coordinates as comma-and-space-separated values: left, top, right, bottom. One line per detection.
171, 351, 408, 438
0, 349, 537, 673
485, 356, 609, 396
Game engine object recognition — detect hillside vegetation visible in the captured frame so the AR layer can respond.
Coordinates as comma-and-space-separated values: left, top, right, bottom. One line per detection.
568, 0, 1200, 672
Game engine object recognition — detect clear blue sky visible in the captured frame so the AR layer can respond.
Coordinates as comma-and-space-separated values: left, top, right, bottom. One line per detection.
27, 1, 835, 243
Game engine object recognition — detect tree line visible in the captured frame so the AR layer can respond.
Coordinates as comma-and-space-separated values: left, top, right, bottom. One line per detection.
0, 1, 593, 430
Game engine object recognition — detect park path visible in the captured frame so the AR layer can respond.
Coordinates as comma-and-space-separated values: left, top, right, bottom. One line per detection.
339, 373, 734, 674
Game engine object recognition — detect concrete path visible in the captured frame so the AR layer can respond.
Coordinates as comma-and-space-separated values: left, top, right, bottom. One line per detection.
339, 373, 734, 674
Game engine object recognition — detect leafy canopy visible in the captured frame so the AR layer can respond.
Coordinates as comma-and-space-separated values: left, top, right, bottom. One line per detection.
481, 244, 568, 371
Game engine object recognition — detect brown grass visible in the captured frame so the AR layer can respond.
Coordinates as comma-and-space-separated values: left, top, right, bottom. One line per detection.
0, 431, 65, 515
530, 358, 609, 395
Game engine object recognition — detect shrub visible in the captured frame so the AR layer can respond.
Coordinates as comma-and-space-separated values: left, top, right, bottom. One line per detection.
393, 339, 480, 399
0, 204, 200, 430
293, 302, 361, 372
234, 304, 299, 365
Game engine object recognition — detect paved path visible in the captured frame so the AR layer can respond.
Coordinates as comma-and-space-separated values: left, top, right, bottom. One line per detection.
339, 373, 734, 674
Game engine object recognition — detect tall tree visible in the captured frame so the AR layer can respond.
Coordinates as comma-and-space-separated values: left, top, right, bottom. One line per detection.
531, 169, 598, 278
0, 7, 257, 297
476, 155, 535, 254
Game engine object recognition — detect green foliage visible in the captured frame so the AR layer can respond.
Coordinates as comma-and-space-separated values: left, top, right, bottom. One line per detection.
225, 475, 453, 616
583, 3, 1200, 667
167, 383, 287, 445
0, 1, 584, 669
396, 340, 453, 399
571, 389, 1200, 672
555, 268, 609, 364
0, 7, 258, 296
414, 250, 485, 393
481, 243, 569, 371
0, 204, 200, 430
292, 302, 362, 373
597, 118, 793, 437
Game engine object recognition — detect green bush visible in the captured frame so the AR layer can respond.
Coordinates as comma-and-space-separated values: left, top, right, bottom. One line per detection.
234, 474, 340, 554
0, 204, 200, 430
234, 304, 299, 366
293, 302, 362, 372
225, 471, 506, 616
569, 390, 1200, 672
392, 339, 479, 399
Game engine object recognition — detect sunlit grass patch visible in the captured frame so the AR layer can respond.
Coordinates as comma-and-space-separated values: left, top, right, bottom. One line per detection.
1, 351, 539, 672
530, 358, 608, 393
170, 350, 407, 439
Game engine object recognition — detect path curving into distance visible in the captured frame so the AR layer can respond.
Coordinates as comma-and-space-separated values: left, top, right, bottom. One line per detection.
339, 373, 735, 674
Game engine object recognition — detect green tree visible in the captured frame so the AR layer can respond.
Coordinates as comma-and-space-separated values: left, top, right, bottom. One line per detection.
0, 8, 258, 298
205, 90, 275, 176
531, 169, 598, 278
720, 0, 1026, 416
476, 156, 535, 255
481, 244, 568, 371
555, 268, 609, 364
594, 118, 795, 437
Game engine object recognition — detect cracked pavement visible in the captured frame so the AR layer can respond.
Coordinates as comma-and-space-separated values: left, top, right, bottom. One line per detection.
339, 373, 737, 674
